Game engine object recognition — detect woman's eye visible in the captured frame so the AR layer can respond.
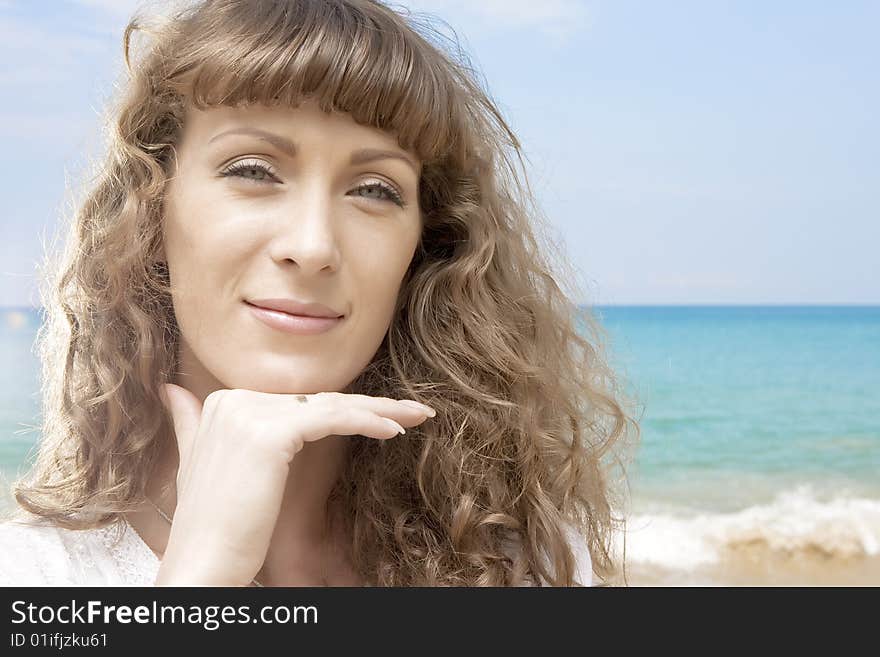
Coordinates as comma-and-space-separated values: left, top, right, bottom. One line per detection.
351, 181, 405, 207
219, 160, 279, 183
218, 162, 403, 207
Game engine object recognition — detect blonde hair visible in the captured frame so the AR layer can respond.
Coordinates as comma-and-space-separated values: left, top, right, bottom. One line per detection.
10, 0, 640, 586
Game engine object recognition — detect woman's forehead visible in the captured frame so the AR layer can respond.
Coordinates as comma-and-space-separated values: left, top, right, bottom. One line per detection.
179, 101, 418, 161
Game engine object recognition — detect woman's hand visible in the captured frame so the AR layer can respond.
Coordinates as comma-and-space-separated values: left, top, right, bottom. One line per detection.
153, 383, 435, 586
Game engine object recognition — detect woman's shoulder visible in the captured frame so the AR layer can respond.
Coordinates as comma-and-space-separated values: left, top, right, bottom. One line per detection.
0, 511, 159, 586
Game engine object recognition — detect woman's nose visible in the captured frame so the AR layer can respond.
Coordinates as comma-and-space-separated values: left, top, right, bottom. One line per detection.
267, 192, 341, 274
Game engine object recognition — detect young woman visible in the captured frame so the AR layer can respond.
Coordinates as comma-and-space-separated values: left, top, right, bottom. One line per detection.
0, 0, 639, 587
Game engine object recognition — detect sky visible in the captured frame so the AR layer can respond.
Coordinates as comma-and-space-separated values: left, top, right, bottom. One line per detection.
0, 0, 877, 307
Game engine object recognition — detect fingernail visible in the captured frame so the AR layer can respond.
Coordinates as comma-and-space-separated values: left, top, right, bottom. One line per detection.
385, 418, 406, 435
398, 400, 436, 417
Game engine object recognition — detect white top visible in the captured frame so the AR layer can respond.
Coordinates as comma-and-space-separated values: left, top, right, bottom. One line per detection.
0, 513, 591, 586
0, 514, 160, 586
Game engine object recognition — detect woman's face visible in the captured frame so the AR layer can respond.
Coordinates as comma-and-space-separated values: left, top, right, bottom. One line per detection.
161, 99, 422, 395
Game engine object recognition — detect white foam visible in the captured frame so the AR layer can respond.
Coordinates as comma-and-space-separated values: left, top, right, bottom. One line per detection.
619, 484, 880, 570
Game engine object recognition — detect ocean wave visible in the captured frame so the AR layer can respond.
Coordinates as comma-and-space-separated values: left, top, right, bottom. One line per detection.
621, 485, 880, 570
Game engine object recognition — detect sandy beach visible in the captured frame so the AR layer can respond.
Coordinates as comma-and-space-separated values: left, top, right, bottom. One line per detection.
627, 549, 880, 587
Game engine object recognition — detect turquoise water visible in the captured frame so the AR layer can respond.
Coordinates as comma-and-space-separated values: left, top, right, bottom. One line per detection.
589, 305, 879, 572
2, 305, 878, 569
591, 305, 879, 511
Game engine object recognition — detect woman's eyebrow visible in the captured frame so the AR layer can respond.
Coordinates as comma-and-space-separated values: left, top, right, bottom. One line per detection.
207, 127, 418, 174
209, 127, 298, 158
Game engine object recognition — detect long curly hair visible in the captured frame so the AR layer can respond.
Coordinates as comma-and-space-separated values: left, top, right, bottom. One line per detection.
9, 0, 641, 586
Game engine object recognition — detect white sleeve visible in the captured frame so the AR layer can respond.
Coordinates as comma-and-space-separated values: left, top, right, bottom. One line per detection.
0, 520, 76, 586
531, 521, 594, 586
563, 521, 593, 587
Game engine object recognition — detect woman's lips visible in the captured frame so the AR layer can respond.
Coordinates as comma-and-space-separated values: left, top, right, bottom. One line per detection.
245, 301, 343, 335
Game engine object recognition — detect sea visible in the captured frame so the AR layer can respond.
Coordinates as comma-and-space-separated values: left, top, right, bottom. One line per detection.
1, 304, 878, 586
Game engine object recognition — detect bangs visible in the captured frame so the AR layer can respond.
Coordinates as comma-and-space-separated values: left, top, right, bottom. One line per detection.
161, 0, 460, 164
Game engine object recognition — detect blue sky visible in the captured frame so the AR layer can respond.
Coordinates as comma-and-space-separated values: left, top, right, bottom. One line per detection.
0, 0, 877, 306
